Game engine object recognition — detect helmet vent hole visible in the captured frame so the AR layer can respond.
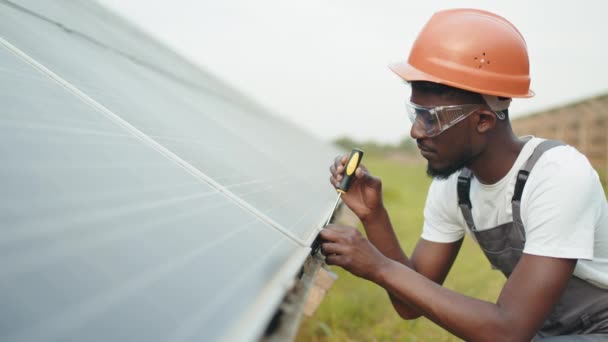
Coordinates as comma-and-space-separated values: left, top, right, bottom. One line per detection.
474, 54, 490, 68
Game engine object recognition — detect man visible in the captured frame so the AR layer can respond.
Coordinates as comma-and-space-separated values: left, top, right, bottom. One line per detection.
322, 8, 608, 341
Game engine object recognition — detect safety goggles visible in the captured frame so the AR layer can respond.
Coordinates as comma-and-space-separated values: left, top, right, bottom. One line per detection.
406, 102, 491, 137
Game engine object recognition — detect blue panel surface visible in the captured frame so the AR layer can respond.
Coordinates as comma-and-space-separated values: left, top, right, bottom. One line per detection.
0, 31, 309, 341
0, 1, 338, 242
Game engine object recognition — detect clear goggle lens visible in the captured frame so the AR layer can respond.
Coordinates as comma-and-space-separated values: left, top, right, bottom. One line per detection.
406, 102, 487, 137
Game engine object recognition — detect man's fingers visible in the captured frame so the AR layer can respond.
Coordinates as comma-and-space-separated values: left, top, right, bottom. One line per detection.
319, 225, 353, 242
355, 166, 365, 178
354, 164, 371, 179
329, 175, 338, 188
334, 154, 347, 167
354, 166, 381, 190
319, 227, 341, 242
325, 254, 346, 267
321, 242, 348, 256
331, 155, 347, 181
336, 162, 344, 180
329, 164, 343, 180
326, 224, 355, 234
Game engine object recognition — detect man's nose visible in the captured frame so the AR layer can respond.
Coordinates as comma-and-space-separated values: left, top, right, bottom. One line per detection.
410, 120, 427, 140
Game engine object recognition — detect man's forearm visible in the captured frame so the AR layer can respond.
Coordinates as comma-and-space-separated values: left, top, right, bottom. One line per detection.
374, 260, 529, 342
360, 207, 422, 318
361, 206, 409, 266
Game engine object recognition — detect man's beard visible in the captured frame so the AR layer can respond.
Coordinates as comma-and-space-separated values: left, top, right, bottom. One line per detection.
426, 150, 475, 180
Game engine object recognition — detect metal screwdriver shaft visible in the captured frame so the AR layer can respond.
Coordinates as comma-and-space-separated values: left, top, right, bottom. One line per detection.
324, 194, 342, 227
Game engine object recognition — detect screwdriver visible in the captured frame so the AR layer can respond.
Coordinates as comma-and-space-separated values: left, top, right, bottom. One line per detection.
324, 148, 365, 227
311, 148, 364, 255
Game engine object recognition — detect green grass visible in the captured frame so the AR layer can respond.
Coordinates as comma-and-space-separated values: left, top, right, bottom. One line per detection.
296, 154, 506, 341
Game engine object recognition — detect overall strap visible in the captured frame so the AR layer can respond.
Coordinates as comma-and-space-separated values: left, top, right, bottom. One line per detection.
511, 140, 565, 231
457, 168, 476, 232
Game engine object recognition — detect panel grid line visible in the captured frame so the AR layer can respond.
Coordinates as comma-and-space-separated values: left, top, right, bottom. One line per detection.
0, 35, 307, 247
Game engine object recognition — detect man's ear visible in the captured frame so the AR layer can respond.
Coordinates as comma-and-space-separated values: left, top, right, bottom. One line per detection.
475, 109, 498, 134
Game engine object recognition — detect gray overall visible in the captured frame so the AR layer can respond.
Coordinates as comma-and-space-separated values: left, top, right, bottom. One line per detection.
457, 140, 608, 340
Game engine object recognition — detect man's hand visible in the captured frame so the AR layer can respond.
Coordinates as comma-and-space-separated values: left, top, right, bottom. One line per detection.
319, 225, 391, 282
329, 155, 383, 222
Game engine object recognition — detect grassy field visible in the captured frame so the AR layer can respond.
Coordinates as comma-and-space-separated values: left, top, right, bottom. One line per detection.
297, 153, 608, 341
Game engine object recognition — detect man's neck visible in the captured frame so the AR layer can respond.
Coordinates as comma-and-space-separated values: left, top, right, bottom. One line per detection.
468, 133, 527, 185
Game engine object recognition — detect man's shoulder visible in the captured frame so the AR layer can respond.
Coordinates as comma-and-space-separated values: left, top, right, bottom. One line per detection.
530, 138, 594, 178
523, 138, 601, 205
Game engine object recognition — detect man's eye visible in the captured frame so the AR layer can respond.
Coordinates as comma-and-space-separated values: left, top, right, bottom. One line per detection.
419, 112, 436, 124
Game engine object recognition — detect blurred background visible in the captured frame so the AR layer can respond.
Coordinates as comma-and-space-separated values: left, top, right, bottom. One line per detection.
100, 0, 608, 145
96, 1, 608, 340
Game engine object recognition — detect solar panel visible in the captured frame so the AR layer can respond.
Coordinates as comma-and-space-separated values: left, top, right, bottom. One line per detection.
0, 1, 339, 340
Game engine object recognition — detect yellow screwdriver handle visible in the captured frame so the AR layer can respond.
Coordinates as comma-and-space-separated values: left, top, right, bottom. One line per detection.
337, 148, 364, 193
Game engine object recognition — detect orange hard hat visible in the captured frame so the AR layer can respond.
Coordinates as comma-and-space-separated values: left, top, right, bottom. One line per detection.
390, 8, 534, 98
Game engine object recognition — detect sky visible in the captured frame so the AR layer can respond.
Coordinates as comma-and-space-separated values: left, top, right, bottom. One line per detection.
99, 0, 608, 144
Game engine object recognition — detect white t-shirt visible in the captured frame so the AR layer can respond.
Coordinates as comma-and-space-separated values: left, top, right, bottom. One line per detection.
422, 137, 608, 288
